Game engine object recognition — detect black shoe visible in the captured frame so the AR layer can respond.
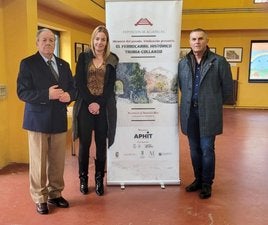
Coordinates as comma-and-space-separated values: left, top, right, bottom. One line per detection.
185, 180, 202, 192
48, 197, 69, 208
95, 172, 104, 196
80, 176, 89, 195
36, 203, 49, 214
199, 183, 212, 199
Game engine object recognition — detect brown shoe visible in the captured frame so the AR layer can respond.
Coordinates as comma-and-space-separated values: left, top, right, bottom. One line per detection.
36, 203, 49, 214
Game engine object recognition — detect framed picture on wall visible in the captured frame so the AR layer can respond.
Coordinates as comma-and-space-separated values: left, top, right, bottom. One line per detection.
254, 0, 268, 3
83, 44, 90, 52
249, 40, 268, 83
179, 47, 191, 60
75, 43, 83, 62
223, 47, 243, 62
210, 47, 216, 53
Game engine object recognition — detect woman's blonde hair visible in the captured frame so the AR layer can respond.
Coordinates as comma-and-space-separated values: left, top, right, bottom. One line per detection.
90, 25, 110, 59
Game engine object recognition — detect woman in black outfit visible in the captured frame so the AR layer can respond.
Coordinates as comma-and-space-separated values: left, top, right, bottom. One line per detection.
73, 25, 119, 196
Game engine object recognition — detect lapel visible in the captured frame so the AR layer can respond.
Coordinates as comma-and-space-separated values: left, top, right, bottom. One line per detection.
200, 54, 216, 83
35, 52, 59, 83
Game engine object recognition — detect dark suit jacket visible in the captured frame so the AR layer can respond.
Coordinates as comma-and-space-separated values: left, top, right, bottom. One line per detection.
17, 52, 76, 133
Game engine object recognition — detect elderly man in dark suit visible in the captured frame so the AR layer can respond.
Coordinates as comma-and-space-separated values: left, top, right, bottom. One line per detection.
17, 28, 76, 214
178, 28, 233, 199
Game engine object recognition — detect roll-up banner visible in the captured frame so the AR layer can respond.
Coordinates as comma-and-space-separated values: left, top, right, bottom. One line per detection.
106, 0, 182, 187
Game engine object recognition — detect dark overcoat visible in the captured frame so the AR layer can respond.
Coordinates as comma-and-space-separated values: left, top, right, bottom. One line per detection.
72, 50, 119, 147
178, 50, 234, 137
17, 52, 76, 133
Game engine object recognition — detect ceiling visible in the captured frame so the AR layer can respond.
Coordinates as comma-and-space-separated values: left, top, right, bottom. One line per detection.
37, 0, 103, 26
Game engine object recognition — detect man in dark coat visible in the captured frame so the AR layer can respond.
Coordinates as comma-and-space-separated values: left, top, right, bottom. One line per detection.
17, 28, 76, 214
178, 28, 233, 199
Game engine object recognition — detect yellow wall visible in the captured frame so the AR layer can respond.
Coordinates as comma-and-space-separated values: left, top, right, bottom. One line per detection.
60, 0, 104, 23
0, 0, 8, 167
1, 0, 38, 167
182, 0, 266, 9
181, 0, 268, 108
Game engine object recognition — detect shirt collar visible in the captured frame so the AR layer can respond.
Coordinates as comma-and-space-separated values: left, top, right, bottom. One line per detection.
40, 53, 56, 64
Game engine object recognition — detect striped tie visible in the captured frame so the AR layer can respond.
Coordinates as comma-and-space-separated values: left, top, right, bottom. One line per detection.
47, 60, 59, 82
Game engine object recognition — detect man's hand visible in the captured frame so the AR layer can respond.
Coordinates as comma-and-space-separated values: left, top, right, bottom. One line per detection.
59, 92, 71, 103
49, 85, 64, 100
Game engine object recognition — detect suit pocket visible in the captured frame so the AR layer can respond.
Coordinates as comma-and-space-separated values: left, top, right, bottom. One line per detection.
26, 103, 45, 112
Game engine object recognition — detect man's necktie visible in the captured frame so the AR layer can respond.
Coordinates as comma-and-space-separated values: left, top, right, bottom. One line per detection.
47, 60, 59, 82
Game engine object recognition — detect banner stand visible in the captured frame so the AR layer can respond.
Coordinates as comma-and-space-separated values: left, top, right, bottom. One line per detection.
106, 0, 183, 187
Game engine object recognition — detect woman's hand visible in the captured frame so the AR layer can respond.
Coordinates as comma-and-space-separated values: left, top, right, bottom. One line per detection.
88, 102, 100, 115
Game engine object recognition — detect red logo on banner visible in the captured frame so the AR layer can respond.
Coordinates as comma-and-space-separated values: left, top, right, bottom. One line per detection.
134, 18, 153, 26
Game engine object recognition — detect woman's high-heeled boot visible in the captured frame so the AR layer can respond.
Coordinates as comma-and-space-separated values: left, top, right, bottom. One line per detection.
95, 160, 105, 196
79, 174, 88, 195
95, 172, 104, 196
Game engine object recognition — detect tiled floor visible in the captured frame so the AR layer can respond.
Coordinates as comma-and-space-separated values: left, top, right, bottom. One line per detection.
1, 109, 268, 225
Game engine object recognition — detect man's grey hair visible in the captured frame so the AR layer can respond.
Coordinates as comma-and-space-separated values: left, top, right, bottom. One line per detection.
36, 28, 55, 41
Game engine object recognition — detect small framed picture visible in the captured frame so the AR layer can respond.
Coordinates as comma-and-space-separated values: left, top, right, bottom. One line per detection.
223, 47, 243, 62
75, 43, 83, 62
210, 47, 216, 53
254, 0, 268, 3
83, 44, 90, 52
179, 47, 191, 60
